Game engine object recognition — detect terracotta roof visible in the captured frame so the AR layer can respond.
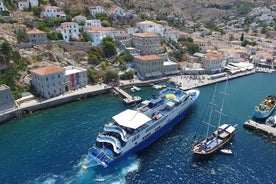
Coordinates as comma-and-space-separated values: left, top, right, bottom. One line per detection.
137, 20, 155, 25
26, 28, 46, 34
61, 22, 78, 26
89, 27, 115, 31
30, 66, 64, 76
135, 55, 161, 61
133, 32, 158, 38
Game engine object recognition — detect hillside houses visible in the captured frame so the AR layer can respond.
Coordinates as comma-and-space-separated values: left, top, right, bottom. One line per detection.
84, 26, 126, 46
136, 20, 164, 36
18, 0, 38, 10
57, 22, 80, 42
89, 6, 105, 17
40, 5, 66, 18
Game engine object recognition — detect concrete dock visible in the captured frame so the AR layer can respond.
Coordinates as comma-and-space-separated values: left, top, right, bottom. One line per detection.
244, 119, 276, 141
113, 87, 142, 105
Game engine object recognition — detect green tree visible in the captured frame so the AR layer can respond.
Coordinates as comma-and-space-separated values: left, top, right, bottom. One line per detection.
87, 67, 98, 84
82, 32, 90, 42
1, 41, 12, 60
240, 33, 244, 41
104, 68, 118, 83
101, 20, 111, 27
47, 32, 63, 40
186, 42, 199, 54
120, 71, 134, 80
32, 7, 40, 17
88, 53, 101, 65
102, 41, 116, 58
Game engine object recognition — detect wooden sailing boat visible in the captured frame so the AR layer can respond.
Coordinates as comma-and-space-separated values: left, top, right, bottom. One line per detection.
192, 80, 237, 156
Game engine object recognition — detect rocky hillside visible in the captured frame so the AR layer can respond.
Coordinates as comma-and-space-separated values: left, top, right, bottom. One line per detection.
113, 0, 275, 24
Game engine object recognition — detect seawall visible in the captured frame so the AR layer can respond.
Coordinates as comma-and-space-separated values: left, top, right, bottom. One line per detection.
0, 87, 110, 124
244, 119, 276, 141
0, 77, 168, 124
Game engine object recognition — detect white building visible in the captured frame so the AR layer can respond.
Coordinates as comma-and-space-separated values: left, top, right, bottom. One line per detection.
40, 5, 66, 18
18, 0, 38, 11
30, 66, 64, 99
202, 51, 225, 73
89, 6, 105, 17
84, 19, 102, 27
0, 1, 6, 11
30, 66, 87, 99
63, 66, 87, 91
134, 55, 163, 80
72, 15, 87, 24
107, 6, 125, 19
163, 26, 179, 42
85, 26, 126, 46
132, 32, 160, 55
58, 22, 80, 42
136, 20, 164, 36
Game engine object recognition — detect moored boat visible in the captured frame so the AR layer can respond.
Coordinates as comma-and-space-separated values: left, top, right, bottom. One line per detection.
254, 95, 276, 119
265, 115, 276, 127
192, 80, 237, 157
83, 87, 200, 169
220, 149, 234, 155
152, 84, 166, 90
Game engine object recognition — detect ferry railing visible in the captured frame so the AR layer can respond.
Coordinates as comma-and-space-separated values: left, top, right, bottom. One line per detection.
97, 134, 122, 153
104, 124, 128, 142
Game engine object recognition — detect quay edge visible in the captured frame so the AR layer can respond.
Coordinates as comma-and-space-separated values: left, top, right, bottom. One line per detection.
244, 119, 276, 141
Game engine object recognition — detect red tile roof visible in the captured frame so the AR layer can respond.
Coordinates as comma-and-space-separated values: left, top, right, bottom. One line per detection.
30, 66, 64, 76
133, 32, 158, 38
135, 55, 161, 61
26, 28, 46, 34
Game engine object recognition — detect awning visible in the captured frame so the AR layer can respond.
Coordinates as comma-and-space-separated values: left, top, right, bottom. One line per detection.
112, 109, 151, 129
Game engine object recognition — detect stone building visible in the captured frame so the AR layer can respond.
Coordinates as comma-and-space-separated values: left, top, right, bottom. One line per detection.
26, 28, 48, 44
0, 84, 16, 113
132, 32, 160, 55
30, 66, 87, 99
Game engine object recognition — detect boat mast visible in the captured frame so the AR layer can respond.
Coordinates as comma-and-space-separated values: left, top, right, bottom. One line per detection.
216, 78, 229, 131
204, 83, 218, 139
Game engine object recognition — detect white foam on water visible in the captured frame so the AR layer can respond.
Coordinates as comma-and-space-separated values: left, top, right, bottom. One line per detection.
30, 155, 141, 184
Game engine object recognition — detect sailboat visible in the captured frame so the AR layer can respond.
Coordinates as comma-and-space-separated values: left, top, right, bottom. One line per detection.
192, 80, 237, 156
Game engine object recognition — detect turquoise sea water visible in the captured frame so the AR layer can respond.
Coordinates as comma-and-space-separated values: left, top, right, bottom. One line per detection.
0, 73, 275, 184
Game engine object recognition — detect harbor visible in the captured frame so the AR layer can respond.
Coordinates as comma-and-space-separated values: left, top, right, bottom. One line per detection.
0, 69, 271, 124
244, 119, 276, 141
0, 72, 275, 184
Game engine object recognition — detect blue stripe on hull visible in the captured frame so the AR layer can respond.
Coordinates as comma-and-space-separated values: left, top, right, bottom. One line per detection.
254, 111, 272, 119
108, 107, 190, 167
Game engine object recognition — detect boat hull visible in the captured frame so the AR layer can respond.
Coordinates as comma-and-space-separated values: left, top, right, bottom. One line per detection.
254, 105, 275, 119
193, 132, 235, 157
100, 106, 191, 167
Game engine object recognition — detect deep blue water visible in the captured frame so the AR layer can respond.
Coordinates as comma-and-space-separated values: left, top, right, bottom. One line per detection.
0, 73, 275, 184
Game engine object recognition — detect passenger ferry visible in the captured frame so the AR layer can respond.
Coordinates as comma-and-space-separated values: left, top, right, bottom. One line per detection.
83, 87, 200, 169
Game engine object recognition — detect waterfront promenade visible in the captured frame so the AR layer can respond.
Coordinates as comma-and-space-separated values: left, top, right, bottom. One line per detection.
0, 68, 274, 124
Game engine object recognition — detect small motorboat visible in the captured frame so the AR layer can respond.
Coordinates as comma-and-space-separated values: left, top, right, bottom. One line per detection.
265, 115, 276, 127
220, 149, 234, 155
